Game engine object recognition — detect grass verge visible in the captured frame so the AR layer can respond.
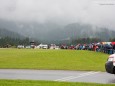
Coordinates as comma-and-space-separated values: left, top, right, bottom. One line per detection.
0, 80, 114, 86
0, 48, 109, 71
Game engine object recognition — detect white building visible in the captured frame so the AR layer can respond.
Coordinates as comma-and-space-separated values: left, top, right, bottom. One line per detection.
36, 44, 48, 49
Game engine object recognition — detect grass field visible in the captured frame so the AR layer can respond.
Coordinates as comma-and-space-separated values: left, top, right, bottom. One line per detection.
0, 48, 109, 71
0, 80, 115, 86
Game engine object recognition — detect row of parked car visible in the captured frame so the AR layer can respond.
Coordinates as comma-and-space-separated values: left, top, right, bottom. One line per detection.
17, 44, 60, 49
17, 42, 115, 51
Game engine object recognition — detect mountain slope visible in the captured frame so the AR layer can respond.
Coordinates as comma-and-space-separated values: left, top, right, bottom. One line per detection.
0, 28, 25, 39
46, 23, 115, 41
0, 19, 115, 42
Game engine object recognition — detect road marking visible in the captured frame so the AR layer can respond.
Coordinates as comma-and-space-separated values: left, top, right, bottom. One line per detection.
54, 71, 100, 81
54, 76, 75, 81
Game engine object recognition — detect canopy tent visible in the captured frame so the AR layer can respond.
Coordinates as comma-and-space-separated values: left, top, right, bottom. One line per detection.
111, 42, 115, 45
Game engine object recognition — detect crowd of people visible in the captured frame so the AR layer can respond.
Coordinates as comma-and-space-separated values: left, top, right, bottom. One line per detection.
75, 42, 115, 54
17, 41, 115, 54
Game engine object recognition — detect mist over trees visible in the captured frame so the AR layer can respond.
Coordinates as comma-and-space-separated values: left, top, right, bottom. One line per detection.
0, 28, 24, 39
0, 0, 115, 47
0, 22, 115, 47
0, 37, 30, 48
0, 28, 32, 47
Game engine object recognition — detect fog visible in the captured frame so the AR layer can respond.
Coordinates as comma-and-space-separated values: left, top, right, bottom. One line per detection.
0, 0, 115, 29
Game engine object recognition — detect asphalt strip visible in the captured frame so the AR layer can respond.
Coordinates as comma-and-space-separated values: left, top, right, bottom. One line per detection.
54, 71, 100, 81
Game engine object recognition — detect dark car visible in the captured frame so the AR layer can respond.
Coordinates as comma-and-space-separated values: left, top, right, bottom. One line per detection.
105, 54, 115, 74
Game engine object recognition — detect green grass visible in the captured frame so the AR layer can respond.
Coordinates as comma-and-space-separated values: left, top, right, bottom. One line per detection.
0, 48, 109, 71
0, 80, 114, 86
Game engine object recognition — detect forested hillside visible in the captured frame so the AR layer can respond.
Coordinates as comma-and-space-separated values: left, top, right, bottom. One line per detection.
0, 28, 30, 47
0, 28, 24, 39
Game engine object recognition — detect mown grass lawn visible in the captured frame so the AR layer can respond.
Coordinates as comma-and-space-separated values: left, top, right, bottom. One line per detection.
0, 80, 114, 86
0, 48, 109, 71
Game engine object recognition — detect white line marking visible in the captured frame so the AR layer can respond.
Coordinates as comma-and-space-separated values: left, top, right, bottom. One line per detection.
54, 76, 74, 81
54, 71, 100, 81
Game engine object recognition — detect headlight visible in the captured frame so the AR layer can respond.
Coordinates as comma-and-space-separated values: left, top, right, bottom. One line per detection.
108, 57, 114, 61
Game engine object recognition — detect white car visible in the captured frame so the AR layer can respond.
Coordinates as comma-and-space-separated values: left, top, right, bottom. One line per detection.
105, 54, 115, 74
17, 45, 24, 49
25, 45, 31, 49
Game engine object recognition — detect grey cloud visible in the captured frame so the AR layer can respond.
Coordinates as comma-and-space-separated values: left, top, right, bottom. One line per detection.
0, 0, 115, 29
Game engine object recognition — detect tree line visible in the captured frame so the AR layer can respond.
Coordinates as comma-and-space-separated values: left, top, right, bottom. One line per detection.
72, 37, 102, 44
72, 37, 115, 45
0, 37, 30, 48
0, 37, 115, 48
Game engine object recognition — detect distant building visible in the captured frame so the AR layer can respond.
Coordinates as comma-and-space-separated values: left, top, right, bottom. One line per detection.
30, 41, 36, 48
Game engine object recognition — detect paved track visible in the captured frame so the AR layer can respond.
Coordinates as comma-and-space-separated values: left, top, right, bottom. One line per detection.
0, 69, 115, 84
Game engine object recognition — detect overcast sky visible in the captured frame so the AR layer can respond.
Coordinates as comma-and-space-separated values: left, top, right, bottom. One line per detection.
0, 0, 115, 29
